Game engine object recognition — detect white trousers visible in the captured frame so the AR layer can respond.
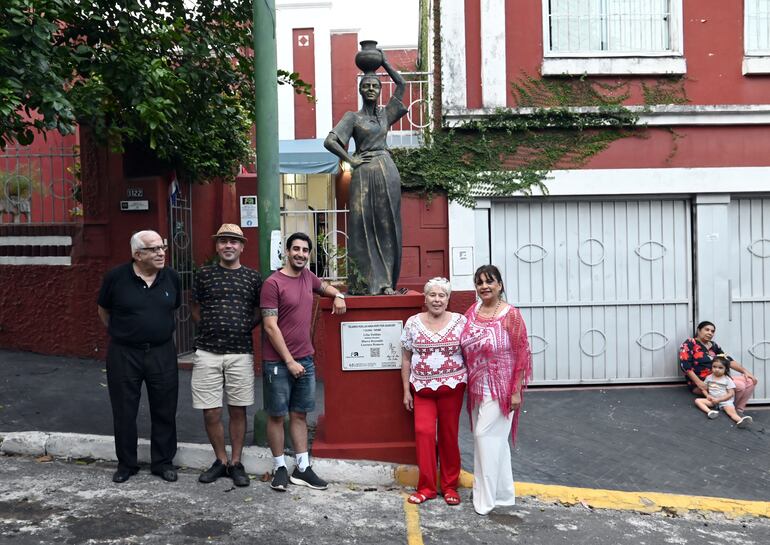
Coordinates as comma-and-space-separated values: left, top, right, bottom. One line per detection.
471, 397, 516, 515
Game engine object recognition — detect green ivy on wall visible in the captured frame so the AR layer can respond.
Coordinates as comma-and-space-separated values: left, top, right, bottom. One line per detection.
393, 74, 688, 206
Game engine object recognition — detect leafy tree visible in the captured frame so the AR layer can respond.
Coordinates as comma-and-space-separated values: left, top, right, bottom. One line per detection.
1, 0, 76, 146
0, 0, 311, 182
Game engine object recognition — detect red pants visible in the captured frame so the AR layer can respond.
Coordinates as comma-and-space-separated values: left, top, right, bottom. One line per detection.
413, 384, 466, 497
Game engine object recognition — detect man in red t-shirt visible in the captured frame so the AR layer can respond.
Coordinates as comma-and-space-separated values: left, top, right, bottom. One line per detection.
261, 232, 347, 491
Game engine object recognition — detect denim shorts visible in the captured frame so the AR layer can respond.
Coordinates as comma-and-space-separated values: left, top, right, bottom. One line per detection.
263, 355, 316, 416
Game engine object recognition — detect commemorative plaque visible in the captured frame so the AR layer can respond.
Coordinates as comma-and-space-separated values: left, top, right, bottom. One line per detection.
341, 320, 402, 371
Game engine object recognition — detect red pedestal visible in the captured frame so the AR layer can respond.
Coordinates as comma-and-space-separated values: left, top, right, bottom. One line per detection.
312, 292, 424, 464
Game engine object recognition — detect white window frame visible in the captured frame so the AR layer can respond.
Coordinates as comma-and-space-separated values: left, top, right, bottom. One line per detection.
541, 0, 686, 76
743, 0, 770, 74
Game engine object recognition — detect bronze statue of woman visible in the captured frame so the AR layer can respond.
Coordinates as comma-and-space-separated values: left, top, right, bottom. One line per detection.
324, 42, 407, 295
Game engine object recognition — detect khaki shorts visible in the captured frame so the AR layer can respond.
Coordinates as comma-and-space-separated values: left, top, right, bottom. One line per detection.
191, 349, 255, 409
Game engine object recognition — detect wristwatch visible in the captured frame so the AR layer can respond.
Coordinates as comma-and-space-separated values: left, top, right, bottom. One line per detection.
335, 293, 346, 300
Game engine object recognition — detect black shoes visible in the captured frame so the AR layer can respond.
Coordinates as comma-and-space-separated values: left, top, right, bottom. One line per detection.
112, 467, 139, 483
270, 466, 289, 491
228, 462, 250, 487
199, 460, 228, 483
152, 467, 178, 482
114, 466, 176, 483
289, 466, 328, 490
199, 459, 250, 486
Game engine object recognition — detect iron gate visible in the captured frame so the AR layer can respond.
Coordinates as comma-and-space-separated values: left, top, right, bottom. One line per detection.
492, 198, 693, 385
168, 180, 195, 355
727, 197, 770, 402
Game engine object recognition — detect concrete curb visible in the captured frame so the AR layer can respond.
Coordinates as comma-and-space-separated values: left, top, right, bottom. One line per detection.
3, 431, 769, 517
0, 431, 398, 487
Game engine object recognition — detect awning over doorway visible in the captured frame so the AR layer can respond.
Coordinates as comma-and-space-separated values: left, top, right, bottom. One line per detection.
279, 138, 341, 175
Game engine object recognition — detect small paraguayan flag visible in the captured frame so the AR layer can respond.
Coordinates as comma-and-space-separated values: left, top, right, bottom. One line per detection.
168, 175, 180, 205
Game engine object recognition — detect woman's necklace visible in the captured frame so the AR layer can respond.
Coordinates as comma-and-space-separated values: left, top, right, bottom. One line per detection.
478, 298, 502, 318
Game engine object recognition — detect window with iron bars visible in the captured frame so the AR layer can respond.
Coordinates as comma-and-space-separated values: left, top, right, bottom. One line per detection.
746, 0, 770, 54
279, 173, 349, 281
546, 0, 675, 55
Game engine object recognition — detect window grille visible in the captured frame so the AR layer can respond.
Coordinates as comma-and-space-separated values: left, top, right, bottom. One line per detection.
746, 0, 770, 53
547, 0, 672, 54
1, 145, 81, 224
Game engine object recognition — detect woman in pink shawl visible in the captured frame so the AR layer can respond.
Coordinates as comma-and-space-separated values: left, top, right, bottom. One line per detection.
460, 265, 532, 515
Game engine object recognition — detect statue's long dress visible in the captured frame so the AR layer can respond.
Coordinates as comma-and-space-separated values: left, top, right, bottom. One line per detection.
330, 96, 407, 294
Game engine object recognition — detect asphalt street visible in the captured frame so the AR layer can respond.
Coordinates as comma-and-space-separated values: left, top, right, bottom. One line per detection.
1, 454, 769, 545
2, 349, 769, 502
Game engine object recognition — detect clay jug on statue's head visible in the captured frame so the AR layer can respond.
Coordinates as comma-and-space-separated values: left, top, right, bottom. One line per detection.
356, 40, 383, 104
356, 40, 383, 73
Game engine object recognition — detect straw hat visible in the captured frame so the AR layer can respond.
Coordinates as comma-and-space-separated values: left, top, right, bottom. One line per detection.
212, 223, 247, 242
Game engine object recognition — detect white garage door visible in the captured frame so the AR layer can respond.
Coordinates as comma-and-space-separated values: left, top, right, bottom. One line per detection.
491, 199, 692, 385
728, 198, 770, 403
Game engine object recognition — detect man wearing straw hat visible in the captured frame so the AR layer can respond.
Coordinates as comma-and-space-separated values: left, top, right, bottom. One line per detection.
192, 223, 262, 487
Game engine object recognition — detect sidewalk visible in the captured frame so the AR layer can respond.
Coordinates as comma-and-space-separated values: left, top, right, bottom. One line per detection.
1, 349, 769, 512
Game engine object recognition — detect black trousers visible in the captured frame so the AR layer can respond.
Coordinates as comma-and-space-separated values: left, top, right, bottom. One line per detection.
106, 340, 178, 472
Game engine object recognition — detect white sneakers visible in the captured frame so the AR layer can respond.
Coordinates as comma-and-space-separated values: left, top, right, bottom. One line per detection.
737, 415, 753, 429
706, 409, 753, 429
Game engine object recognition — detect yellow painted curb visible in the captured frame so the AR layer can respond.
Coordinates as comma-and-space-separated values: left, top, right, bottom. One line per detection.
394, 465, 770, 518
395, 465, 419, 488
402, 493, 424, 545
458, 469, 474, 489
517, 482, 770, 519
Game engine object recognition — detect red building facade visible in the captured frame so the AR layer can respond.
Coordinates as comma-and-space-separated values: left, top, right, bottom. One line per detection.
438, 1, 770, 400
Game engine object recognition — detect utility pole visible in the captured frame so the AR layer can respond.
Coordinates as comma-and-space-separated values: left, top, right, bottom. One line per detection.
254, 0, 281, 279
253, 0, 281, 447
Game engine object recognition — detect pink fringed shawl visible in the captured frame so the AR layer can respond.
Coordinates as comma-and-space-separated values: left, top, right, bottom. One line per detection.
460, 302, 532, 445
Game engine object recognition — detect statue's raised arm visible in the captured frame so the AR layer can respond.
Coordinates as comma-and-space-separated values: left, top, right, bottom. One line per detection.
324, 41, 408, 295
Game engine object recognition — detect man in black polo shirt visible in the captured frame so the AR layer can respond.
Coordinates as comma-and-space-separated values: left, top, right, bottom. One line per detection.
97, 229, 181, 484
191, 224, 262, 487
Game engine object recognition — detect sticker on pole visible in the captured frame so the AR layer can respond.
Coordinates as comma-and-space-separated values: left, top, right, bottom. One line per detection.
240, 196, 258, 227
270, 230, 283, 271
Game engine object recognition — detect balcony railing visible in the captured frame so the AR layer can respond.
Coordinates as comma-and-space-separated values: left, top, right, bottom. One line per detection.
358, 71, 432, 149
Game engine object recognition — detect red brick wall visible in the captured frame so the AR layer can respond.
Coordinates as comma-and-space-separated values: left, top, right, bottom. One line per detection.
331, 33, 360, 126
0, 262, 108, 358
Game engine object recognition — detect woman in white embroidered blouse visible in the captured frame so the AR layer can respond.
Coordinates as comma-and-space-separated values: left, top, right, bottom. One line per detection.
400, 277, 468, 506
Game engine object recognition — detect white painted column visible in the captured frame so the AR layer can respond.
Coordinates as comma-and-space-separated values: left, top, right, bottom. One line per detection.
440, 0, 467, 111
314, 21, 333, 137
276, 19, 296, 140
449, 199, 490, 291
694, 194, 731, 325
480, 0, 507, 107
